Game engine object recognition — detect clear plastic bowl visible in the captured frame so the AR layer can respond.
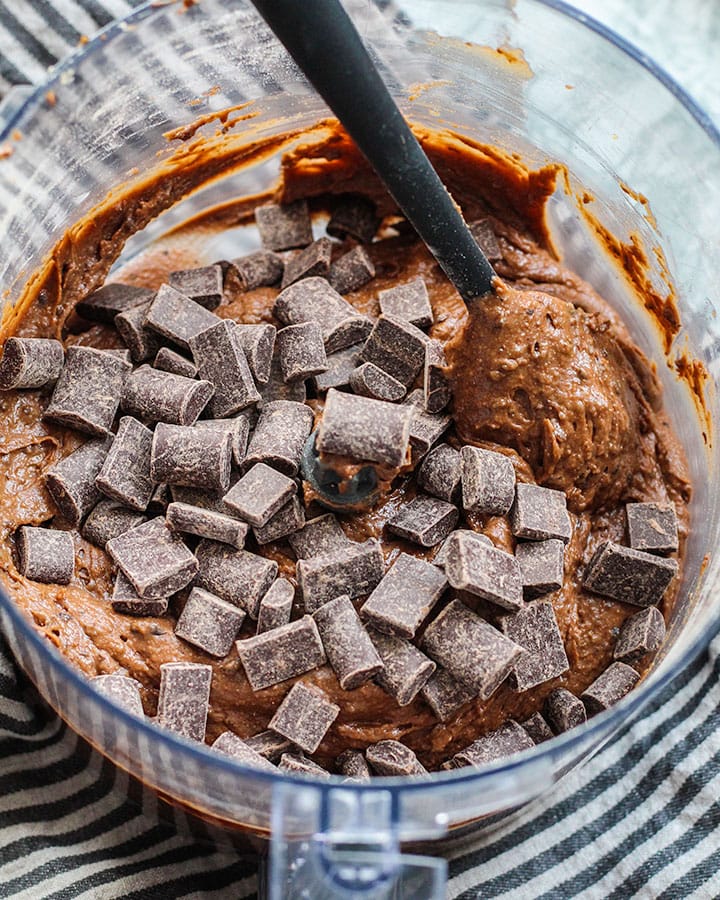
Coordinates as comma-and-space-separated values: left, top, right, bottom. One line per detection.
0, 1, 719, 896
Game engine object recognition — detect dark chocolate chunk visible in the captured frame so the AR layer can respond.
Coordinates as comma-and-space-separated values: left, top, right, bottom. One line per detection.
316, 388, 412, 467
418, 444, 461, 503
253, 495, 305, 545
420, 668, 477, 722
469, 218, 502, 262
313, 595, 384, 690
361, 553, 447, 639
368, 628, 436, 706
327, 245, 375, 294
189, 319, 259, 417
326, 195, 379, 243
245, 730, 293, 762
102, 348, 133, 364
224, 462, 297, 527
257, 346, 308, 406
461, 446, 516, 516
145, 283, 219, 351
46, 436, 113, 526
211, 732, 277, 771
111, 569, 169, 616
378, 277, 433, 330
581, 661, 640, 714
288, 513, 349, 559
257, 578, 294, 634
90, 674, 145, 717
499, 600, 569, 691
156, 662, 212, 742
151, 423, 232, 494
76, 283, 154, 323
153, 346, 197, 379
276, 322, 328, 382
195, 539, 278, 618
432, 529, 492, 569
236, 615, 326, 690
232, 250, 284, 290
510, 483, 572, 543
107, 516, 198, 599
96, 416, 154, 511
281, 237, 333, 289
278, 752, 331, 779
297, 539, 384, 613
614, 606, 666, 664
583, 540, 678, 607
444, 531, 523, 611
255, 199, 313, 251
450, 721, 534, 768
147, 482, 172, 516
166, 502, 249, 549
269, 682, 339, 754
386, 495, 459, 548
545, 688, 587, 733
515, 539, 565, 598
626, 501, 679, 554
336, 749, 371, 780
366, 740, 427, 776
82, 499, 145, 548
114, 302, 163, 363
244, 400, 314, 476
122, 365, 214, 426
175, 586, 246, 657
16, 526, 74, 584
194, 415, 251, 468
168, 265, 223, 310
359, 314, 428, 388
170, 483, 236, 516
274, 277, 372, 353
349, 362, 406, 402
313, 344, 362, 392
521, 711, 554, 745
234, 324, 276, 384
421, 599, 523, 697
44, 346, 131, 436
0, 337, 64, 390
404, 390, 452, 463
423, 339, 451, 413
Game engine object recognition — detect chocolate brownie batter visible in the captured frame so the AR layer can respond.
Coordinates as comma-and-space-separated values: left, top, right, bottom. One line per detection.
0, 123, 690, 770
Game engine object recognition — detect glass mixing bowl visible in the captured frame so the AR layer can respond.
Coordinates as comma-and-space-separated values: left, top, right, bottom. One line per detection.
0, 1, 718, 896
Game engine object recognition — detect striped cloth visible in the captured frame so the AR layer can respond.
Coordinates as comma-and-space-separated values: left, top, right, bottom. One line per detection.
1, 2, 720, 899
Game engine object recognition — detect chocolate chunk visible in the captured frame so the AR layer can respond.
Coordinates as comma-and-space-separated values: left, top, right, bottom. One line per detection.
359, 314, 428, 388
189, 319, 259, 417
423, 340, 451, 414
145, 284, 219, 351
107, 516, 198, 599
0, 337, 64, 390
245, 730, 293, 762
269, 682, 339, 753
90, 674, 145, 717
193, 415, 251, 468
211, 732, 277, 771
168, 265, 223, 310
614, 606, 666, 664
175, 586, 246, 657
255, 199, 313, 251
378, 277, 433, 330
82, 499, 146, 548
386, 495, 459, 548
418, 444, 461, 503
281, 237, 333, 289
336, 749, 371, 780
521, 711, 554, 745
433, 529, 492, 569
510, 483, 572, 543
366, 740, 427, 776
404, 390, 452, 463
349, 362, 406, 402
361, 553, 447, 639
96, 416, 154, 511
276, 322, 328, 382
224, 462, 297, 526
461, 446, 516, 516
16, 526, 74, 584
170, 483, 236, 516
44, 346, 131, 436
583, 541, 678, 607
326, 195, 379, 243
166, 502, 249, 549
421, 599, 523, 697
111, 569, 169, 616
232, 250, 284, 290
274, 277, 372, 353
244, 400, 314, 476
258, 346, 308, 406
515, 539, 565, 598
368, 628, 436, 706
195, 539, 277, 618
151, 423, 232, 495
253, 495, 305, 545
288, 513, 349, 559
313, 344, 362, 392
278, 752, 331, 779
545, 688, 586, 733
76, 283, 154, 323
46, 436, 113, 526
327, 246, 375, 294
114, 302, 163, 363
102, 348, 133, 364
469, 218, 502, 261
297, 539, 384, 613
236, 615, 326, 690
147, 482, 172, 516
420, 668, 477, 722
581, 661, 640, 714
626, 501, 679, 554
122, 365, 214, 426
313, 595, 384, 690
233, 324, 276, 384
499, 600, 569, 691
444, 531, 523, 611
156, 662, 212, 742
257, 578, 294, 634
450, 721, 534, 768
153, 346, 197, 379
316, 388, 412, 467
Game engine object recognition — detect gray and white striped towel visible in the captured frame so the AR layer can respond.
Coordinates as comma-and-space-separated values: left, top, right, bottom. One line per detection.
1, 1, 720, 898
